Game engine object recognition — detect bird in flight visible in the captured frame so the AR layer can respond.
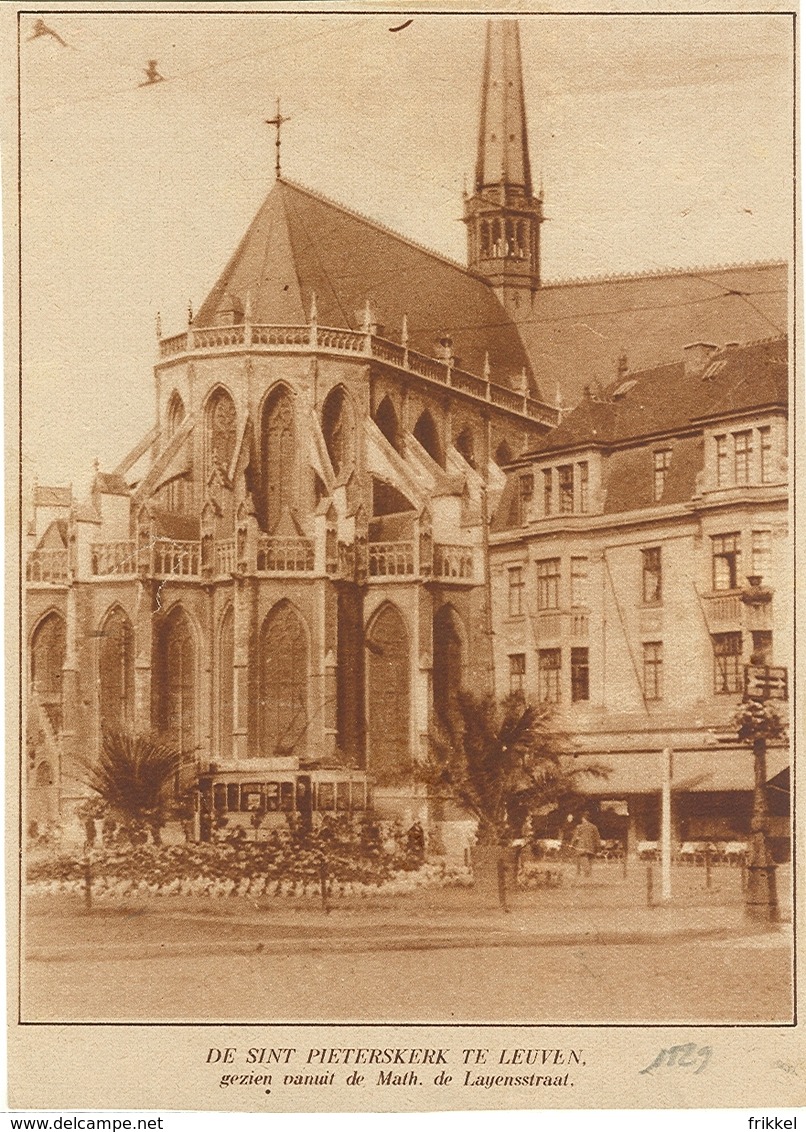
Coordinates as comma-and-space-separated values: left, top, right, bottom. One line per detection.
140, 60, 165, 86
28, 18, 68, 46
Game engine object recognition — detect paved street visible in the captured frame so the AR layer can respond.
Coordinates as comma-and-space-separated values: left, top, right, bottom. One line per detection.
21, 862, 793, 1024
23, 931, 790, 1024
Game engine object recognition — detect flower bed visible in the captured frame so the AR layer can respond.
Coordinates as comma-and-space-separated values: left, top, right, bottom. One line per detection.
26, 833, 473, 901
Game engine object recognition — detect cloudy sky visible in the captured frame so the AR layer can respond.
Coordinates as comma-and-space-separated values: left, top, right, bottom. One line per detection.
17, 9, 794, 494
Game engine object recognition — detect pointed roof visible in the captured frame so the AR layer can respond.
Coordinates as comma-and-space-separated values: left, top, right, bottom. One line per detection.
475, 20, 533, 194
194, 178, 535, 389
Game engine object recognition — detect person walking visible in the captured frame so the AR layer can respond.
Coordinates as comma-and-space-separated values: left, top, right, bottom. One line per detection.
571, 811, 601, 878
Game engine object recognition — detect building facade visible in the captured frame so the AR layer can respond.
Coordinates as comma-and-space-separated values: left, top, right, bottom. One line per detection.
24, 20, 790, 846
490, 336, 790, 850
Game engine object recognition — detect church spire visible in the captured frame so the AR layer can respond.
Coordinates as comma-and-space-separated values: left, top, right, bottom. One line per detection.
464, 19, 544, 306
475, 20, 532, 195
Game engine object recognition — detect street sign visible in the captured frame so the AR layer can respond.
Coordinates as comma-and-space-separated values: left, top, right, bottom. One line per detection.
744, 665, 788, 701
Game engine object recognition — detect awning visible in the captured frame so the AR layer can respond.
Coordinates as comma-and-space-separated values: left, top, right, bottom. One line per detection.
570, 746, 789, 796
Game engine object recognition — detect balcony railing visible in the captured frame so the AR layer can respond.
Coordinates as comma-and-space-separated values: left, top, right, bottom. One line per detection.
152, 539, 200, 577
369, 541, 414, 577
433, 543, 474, 581
703, 592, 743, 627
157, 323, 559, 427
215, 539, 236, 576
90, 540, 138, 576
26, 549, 69, 584
256, 536, 314, 574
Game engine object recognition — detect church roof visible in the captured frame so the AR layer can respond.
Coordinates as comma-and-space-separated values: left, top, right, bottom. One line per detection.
194, 178, 535, 391
517, 262, 787, 407
523, 335, 788, 457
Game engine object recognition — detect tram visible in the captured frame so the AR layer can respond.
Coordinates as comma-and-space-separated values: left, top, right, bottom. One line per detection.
196, 766, 371, 840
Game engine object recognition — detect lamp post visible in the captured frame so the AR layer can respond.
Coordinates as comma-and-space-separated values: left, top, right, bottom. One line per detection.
738, 575, 783, 923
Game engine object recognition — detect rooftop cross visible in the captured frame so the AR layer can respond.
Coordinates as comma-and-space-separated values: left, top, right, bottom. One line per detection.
265, 97, 290, 180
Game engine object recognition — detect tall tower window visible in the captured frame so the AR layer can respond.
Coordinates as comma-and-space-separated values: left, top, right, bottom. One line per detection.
98, 607, 134, 730
261, 386, 296, 533
205, 387, 237, 483
259, 602, 308, 758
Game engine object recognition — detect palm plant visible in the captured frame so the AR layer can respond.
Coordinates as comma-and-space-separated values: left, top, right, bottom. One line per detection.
79, 729, 184, 845
426, 691, 607, 844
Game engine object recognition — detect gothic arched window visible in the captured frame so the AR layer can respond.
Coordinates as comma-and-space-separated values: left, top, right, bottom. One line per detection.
414, 409, 444, 468
321, 385, 355, 478
154, 606, 196, 755
98, 607, 134, 730
375, 396, 402, 454
259, 602, 308, 758
366, 604, 410, 784
495, 440, 513, 467
455, 428, 476, 469
261, 386, 296, 534
218, 606, 234, 761
31, 612, 65, 698
167, 391, 185, 439
205, 387, 237, 482
433, 605, 465, 723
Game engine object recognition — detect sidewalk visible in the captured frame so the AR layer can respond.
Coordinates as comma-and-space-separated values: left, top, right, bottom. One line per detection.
25, 860, 792, 963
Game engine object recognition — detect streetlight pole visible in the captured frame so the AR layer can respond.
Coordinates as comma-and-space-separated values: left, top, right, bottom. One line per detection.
745, 730, 779, 922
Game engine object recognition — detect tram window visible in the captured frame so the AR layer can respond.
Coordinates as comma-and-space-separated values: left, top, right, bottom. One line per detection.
318, 782, 335, 811
226, 784, 239, 812
279, 782, 294, 811
265, 782, 279, 812
296, 778, 311, 811
213, 784, 227, 812
351, 781, 366, 810
241, 784, 263, 812
199, 783, 212, 810
336, 781, 350, 811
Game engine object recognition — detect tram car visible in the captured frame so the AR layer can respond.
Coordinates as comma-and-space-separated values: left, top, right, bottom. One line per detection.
196, 765, 372, 840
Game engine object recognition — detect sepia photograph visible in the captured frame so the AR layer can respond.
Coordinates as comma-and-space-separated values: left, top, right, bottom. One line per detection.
9, 0, 801, 1112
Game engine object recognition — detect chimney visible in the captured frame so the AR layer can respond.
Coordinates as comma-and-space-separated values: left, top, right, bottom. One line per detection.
683, 341, 719, 378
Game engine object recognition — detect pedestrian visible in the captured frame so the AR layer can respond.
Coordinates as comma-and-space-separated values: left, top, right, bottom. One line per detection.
406, 820, 426, 866
571, 811, 601, 878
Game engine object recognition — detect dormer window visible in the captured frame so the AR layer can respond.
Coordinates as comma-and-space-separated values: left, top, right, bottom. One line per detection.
578, 462, 589, 512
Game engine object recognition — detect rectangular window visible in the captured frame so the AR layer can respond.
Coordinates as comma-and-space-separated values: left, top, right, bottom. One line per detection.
509, 653, 526, 695
653, 449, 672, 502
571, 556, 589, 608
712, 533, 741, 591
508, 565, 525, 616
760, 426, 773, 482
716, 435, 729, 487
538, 648, 561, 703
643, 642, 663, 701
558, 465, 574, 513
751, 530, 771, 584
712, 632, 743, 694
733, 430, 753, 486
578, 461, 589, 512
642, 547, 662, 605
543, 468, 553, 515
571, 647, 589, 702
536, 558, 561, 610
226, 783, 240, 813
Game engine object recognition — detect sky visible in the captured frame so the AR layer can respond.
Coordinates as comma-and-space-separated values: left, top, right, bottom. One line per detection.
16, 10, 794, 496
